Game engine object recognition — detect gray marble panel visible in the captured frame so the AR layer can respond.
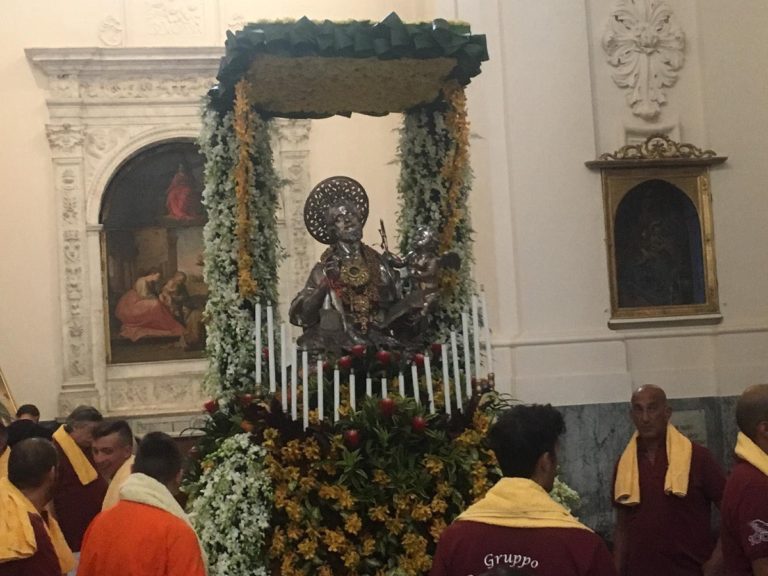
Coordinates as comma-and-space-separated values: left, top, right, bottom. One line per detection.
554, 395, 739, 541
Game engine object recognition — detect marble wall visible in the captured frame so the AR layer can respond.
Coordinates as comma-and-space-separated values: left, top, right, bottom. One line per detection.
556, 395, 739, 540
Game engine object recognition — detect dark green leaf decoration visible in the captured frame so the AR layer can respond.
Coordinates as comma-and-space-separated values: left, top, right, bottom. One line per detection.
208, 12, 488, 116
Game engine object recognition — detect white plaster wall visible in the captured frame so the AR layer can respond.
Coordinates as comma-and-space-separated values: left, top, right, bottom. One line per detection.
2, 0, 767, 417
448, 0, 768, 404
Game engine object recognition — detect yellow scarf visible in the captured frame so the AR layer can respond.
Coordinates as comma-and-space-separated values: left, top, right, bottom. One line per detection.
102, 455, 134, 511
735, 432, 768, 476
0, 448, 9, 479
614, 423, 692, 506
457, 477, 591, 531
52, 425, 98, 485
0, 477, 75, 573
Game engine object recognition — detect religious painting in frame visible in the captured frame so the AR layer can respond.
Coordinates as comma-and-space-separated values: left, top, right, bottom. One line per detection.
0, 365, 15, 425
101, 140, 208, 364
586, 135, 727, 327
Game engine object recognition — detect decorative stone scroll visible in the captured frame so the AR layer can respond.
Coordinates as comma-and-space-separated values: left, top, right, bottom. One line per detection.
603, 0, 685, 120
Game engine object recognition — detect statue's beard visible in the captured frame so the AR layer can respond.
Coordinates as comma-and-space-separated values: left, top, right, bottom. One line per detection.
336, 228, 362, 243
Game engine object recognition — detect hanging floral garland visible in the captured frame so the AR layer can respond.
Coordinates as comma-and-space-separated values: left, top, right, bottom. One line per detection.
233, 80, 259, 299
200, 89, 281, 401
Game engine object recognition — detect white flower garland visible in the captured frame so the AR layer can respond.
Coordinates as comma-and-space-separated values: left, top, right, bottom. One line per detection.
188, 434, 273, 576
200, 106, 282, 401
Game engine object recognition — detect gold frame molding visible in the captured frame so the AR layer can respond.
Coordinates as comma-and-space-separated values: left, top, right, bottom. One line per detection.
586, 135, 727, 327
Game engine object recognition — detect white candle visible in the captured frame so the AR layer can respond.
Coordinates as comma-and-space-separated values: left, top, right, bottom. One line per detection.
317, 359, 324, 422
441, 343, 451, 415
411, 364, 421, 404
462, 312, 472, 398
381, 377, 388, 398
366, 377, 372, 398
267, 305, 276, 393
451, 331, 463, 412
302, 350, 309, 429
471, 295, 482, 382
398, 373, 405, 397
333, 369, 340, 422
291, 342, 298, 420
424, 354, 435, 415
255, 303, 262, 387
280, 323, 288, 409
349, 373, 356, 411
481, 290, 493, 376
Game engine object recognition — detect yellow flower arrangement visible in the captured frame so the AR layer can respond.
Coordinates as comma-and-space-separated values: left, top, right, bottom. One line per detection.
242, 392, 504, 575
232, 80, 258, 299
343, 513, 362, 535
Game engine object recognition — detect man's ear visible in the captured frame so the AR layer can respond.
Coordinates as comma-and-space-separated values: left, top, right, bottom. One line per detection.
536, 451, 555, 475
756, 421, 768, 441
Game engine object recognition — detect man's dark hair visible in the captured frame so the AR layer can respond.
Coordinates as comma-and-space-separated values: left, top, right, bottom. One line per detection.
9, 438, 58, 490
64, 405, 103, 431
16, 404, 40, 419
736, 385, 768, 440
133, 431, 182, 485
488, 404, 566, 478
94, 419, 134, 447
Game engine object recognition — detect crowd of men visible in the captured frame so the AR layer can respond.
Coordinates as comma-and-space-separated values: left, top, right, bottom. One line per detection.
2, 384, 768, 575
0, 405, 205, 576
433, 384, 768, 576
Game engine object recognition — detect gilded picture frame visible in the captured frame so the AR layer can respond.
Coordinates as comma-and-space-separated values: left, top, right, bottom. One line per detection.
586, 135, 727, 327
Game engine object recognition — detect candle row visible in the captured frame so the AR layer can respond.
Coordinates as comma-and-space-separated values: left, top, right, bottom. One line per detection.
252, 292, 494, 425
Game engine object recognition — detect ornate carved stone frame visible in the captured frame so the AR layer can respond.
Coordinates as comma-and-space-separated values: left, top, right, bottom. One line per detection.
26, 47, 311, 430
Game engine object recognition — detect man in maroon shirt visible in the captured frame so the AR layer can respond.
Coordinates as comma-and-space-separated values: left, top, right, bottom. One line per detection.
430, 404, 616, 576
721, 384, 768, 576
0, 438, 67, 576
612, 385, 725, 576
51, 406, 108, 557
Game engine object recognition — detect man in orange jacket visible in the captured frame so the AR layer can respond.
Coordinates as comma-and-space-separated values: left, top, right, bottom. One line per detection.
77, 431, 206, 576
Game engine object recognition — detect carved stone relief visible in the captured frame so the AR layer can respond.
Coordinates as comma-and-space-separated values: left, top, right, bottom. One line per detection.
98, 15, 125, 47
46, 124, 86, 155
603, 0, 685, 120
145, 0, 203, 36
49, 76, 80, 99
107, 374, 204, 413
81, 76, 212, 99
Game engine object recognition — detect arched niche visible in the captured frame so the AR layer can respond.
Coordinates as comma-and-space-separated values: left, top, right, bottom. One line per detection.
614, 179, 705, 308
26, 47, 311, 433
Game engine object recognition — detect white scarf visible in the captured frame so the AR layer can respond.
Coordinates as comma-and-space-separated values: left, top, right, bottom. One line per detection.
119, 473, 208, 574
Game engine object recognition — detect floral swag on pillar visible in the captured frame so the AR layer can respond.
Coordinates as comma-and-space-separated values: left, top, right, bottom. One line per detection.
187, 13, 580, 576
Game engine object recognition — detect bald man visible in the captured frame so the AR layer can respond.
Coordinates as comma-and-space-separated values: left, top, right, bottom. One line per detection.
612, 385, 726, 576
721, 384, 768, 576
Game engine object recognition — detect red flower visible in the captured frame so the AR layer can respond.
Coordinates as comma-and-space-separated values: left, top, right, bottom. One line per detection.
411, 415, 427, 433
343, 429, 361, 449
239, 393, 254, 407
351, 344, 367, 358
413, 353, 425, 367
378, 397, 396, 418
338, 355, 353, 370
375, 349, 392, 365
203, 399, 218, 414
